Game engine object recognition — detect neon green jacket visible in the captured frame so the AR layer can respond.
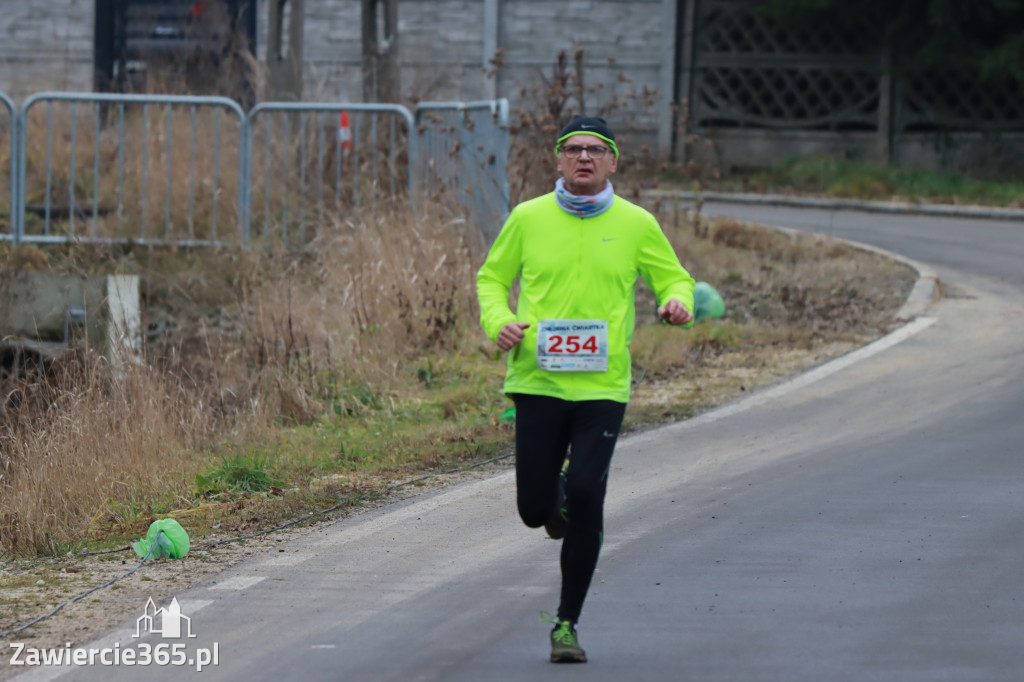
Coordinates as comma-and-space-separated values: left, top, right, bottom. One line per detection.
477, 192, 695, 403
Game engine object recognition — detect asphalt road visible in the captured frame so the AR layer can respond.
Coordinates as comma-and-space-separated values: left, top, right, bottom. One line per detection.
16, 203, 1024, 682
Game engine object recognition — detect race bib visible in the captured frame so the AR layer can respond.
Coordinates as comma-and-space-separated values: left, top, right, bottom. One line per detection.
536, 319, 609, 372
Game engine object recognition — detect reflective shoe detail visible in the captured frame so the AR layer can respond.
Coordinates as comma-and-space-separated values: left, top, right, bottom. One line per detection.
545, 472, 568, 540
541, 612, 587, 663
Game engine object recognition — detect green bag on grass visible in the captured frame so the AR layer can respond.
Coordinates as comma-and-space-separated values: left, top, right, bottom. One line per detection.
693, 281, 725, 322
133, 518, 190, 559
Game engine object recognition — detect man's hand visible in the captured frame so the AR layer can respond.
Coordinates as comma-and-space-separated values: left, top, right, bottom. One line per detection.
658, 298, 694, 326
496, 322, 531, 351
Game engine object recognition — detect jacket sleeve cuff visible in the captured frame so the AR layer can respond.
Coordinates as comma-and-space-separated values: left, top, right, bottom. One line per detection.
484, 313, 519, 341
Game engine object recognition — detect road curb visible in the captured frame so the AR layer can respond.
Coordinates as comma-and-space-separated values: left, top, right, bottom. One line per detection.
895, 272, 942, 321
646, 189, 1024, 223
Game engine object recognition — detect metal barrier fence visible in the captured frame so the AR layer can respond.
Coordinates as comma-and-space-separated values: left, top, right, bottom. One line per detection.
247, 102, 415, 246
15, 93, 248, 246
2, 94, 510, 248
414, 100, 510, 243
1, 92, 14, 240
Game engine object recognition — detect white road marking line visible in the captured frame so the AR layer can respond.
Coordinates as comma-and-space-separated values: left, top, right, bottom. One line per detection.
208, 576, 265, 591
177, 598, 213, 614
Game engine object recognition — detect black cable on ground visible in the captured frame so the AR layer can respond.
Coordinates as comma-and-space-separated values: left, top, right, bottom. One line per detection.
0, 531, 164, 640
0, 452, 514, 639
78, 545, 132, 556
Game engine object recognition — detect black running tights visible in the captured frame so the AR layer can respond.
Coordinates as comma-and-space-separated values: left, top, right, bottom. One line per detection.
513, 393, 626, 624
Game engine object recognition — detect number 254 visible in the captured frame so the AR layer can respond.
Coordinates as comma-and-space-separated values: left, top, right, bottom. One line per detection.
548, 335, 598, 353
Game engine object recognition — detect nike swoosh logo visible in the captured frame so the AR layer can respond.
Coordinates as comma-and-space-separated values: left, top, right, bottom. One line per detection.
580, 124, 595, 129
602, 238, 615, 242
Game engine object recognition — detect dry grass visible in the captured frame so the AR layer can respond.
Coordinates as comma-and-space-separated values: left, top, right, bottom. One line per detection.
634, 216, 909, 364
0, 356, 205, 555
1, 117, 12, 231
0, 203, 490, 556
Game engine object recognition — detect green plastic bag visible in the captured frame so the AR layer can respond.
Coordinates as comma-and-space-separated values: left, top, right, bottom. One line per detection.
693, 281, 725, 322
133, 519, 190, 559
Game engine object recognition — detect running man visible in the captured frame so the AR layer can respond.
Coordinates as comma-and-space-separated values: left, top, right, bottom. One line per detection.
476, 115, 696, 663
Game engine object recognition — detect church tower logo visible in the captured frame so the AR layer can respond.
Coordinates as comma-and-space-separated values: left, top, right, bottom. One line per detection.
134, 597, 197, 639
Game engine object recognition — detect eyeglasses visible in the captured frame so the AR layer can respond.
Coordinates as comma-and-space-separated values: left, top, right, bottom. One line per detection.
559, 144, 612, 160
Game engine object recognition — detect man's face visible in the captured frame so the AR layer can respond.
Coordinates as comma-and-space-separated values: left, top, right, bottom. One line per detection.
556, 134, 618, 196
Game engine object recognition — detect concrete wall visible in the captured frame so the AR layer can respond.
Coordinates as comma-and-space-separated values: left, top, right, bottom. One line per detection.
0, 0, 95, 95
278, 0, 676, 149
0, 0, 677, 152
495, 0, 674, 146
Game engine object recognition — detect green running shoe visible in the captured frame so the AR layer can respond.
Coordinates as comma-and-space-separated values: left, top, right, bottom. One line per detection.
542, 612, 587, 663
544, 472, 568, 540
